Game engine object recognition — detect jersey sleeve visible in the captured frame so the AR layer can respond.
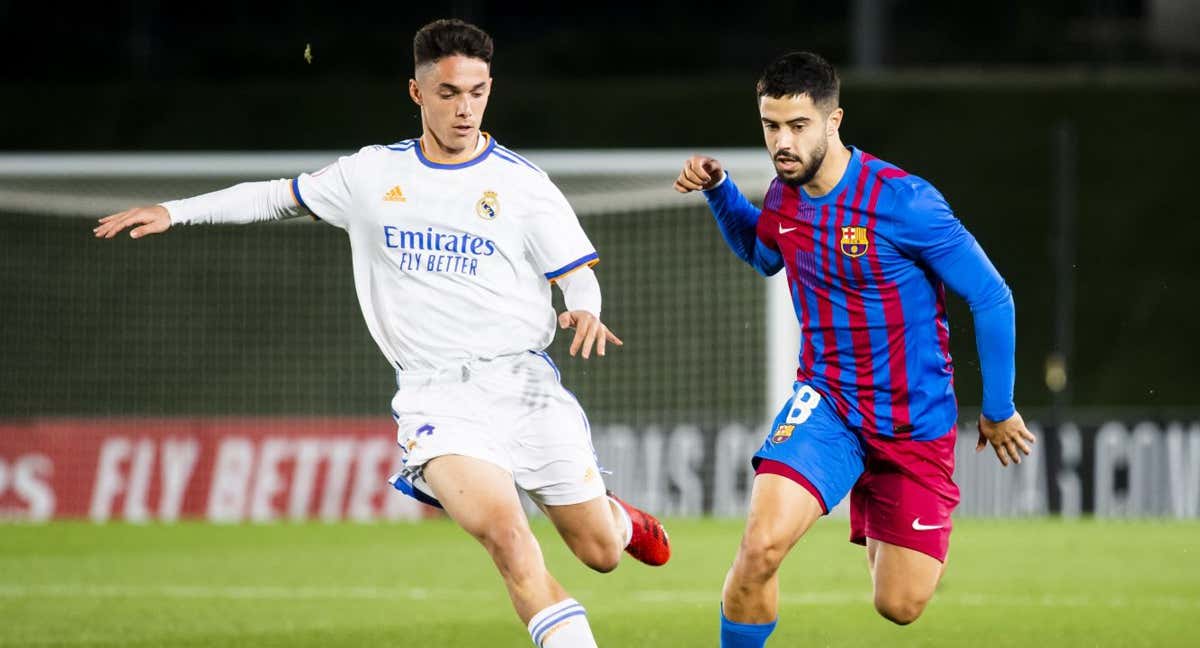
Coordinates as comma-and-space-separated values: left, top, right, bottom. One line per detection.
293, 147, 371, 230
524, 179, 598, 282
894, 182, 1017, 421
703, 174, 783, 277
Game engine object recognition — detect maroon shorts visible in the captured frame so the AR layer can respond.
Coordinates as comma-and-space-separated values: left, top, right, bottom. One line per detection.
848, 429, 959, 562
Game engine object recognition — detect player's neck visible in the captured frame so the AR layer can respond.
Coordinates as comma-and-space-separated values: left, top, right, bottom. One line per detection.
802, 143, 853, 199
420, 131, 486, 164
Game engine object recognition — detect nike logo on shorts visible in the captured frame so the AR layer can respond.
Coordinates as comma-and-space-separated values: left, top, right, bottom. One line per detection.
778, 224, 797, 234
911, 518, 944, 531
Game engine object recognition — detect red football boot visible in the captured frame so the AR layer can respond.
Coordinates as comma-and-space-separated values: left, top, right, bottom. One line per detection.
608, 492, 671, 566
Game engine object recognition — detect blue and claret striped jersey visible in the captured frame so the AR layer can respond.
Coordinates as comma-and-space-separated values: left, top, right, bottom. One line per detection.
705, 147, 1015, 441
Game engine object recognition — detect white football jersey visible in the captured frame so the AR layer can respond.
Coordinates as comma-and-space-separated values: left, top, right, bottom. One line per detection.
293, 134, 597, 371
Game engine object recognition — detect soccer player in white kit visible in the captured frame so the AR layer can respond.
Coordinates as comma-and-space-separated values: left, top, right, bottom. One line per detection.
94, 18, 671, 648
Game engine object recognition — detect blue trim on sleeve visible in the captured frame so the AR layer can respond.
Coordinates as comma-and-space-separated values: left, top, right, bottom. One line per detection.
291, 177, 311, 211
544, 252, 599, 280
291, 176, 321, 221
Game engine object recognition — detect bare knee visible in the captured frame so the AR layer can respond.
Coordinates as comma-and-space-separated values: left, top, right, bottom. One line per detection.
561, 523, 623, 573
732, 532, 788, 586
868, 540, 942, 625
576, 540, 621, 573
477, 524, 539, 577
873, 591, 930, 626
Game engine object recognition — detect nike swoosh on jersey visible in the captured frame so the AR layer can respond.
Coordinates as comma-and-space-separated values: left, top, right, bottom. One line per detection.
778, 224, 797, 234
911, 518, 944, 531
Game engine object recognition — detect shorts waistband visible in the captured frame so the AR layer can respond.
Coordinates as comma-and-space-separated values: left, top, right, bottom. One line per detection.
395, 350, 545, 388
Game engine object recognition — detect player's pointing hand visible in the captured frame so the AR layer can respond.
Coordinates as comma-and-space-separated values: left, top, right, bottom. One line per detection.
558, 310, 623, 359
93, 205, 172, 240
976, 411, 1036, 467
673, 156, 726, 193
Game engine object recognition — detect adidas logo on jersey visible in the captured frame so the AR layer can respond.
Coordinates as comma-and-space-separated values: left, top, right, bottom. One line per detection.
383, 185, 407, 202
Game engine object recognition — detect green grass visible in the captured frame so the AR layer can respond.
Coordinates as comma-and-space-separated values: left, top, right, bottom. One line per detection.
2, 518, 1199, 647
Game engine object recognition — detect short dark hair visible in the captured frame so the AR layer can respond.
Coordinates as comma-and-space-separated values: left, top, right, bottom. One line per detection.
756, 52, 839, 110
413, 19, 494, 68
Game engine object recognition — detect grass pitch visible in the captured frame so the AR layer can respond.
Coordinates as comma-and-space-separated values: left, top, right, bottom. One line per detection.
2, 518, 1198, 647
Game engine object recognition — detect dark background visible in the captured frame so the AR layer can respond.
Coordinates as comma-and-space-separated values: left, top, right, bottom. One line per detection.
1, 0, 1196, 150
1, 1, 1180, 83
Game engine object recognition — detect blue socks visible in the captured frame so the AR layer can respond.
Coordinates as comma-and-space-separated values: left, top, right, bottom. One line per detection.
720, 607, 777, 648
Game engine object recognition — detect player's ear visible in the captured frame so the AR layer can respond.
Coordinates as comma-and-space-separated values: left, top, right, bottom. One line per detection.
408, 78, 422, 106
826, 107, 844, 136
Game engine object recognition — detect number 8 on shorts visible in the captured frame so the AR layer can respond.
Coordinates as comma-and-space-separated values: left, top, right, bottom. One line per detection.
786, 384, 822, 425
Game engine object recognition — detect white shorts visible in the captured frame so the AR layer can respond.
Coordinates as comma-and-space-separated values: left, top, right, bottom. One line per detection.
388, 350, 606, 508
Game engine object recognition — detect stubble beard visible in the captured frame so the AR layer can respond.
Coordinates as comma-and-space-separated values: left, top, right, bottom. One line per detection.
775, 139, 828, 187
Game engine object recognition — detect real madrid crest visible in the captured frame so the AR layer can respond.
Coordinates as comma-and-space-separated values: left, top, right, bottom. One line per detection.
840, 226, 869, 258
476, 190, 500, 220
771, 424, 795, 444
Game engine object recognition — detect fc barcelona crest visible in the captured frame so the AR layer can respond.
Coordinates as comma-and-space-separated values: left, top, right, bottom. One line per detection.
476, 190, 500, 220
772, 424, 795, 444
840, 226, 869, 258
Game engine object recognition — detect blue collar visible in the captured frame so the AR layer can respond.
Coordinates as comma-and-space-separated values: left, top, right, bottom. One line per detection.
415, 134, 496, 170
800, 146, 861, 206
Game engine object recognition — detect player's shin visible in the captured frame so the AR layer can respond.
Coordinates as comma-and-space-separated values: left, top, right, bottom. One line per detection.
527, 598, 597, 648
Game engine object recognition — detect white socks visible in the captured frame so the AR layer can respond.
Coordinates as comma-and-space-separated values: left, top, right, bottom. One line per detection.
607, 496, 633, 548
528, 598, 597, 648
522, 501, 630, 646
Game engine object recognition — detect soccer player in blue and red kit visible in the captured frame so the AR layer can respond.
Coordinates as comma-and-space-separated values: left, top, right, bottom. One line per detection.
674, 52, 1036, 644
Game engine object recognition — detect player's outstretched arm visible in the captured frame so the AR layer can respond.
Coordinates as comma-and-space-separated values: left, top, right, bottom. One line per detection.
674, 156, 782, 276
93, 178, 307, 240
94, 205, 171, 239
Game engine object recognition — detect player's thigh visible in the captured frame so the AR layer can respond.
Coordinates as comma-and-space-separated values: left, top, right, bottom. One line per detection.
422, 454, 529, 541
740, 472, 825, 559
867, 537, 944, 605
